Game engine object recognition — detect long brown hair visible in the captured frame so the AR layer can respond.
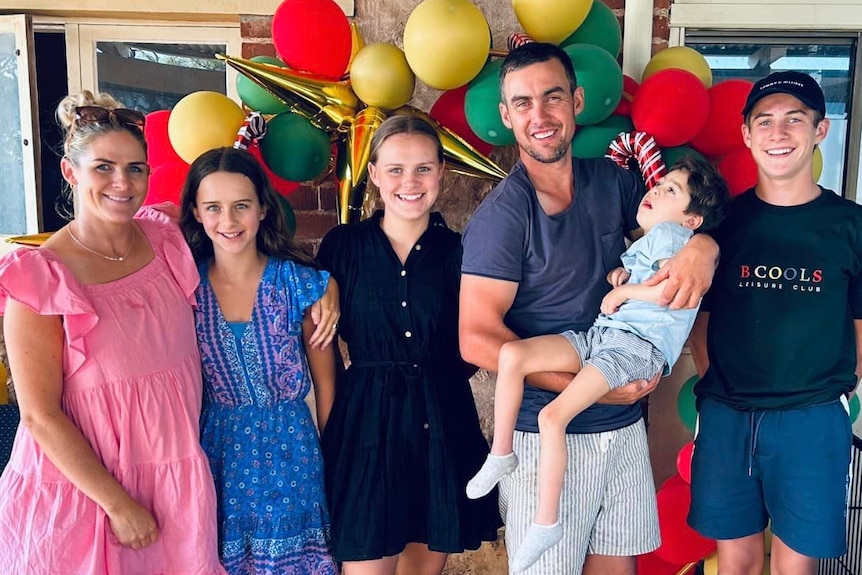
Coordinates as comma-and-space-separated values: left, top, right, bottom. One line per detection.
179, 147, 317, 267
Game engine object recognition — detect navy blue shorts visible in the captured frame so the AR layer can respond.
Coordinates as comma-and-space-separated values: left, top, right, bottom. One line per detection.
688, 398, 852, 558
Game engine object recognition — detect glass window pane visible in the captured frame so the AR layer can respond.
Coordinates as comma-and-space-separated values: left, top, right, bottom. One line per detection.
0, 32, 28, 234
96, 41, 227, 113
687, 38, 854, 196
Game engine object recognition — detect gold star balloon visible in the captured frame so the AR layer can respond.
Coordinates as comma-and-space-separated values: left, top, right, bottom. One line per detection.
220, 53, 507, 224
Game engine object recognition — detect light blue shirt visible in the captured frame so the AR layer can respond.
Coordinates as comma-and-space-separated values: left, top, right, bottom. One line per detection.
594, 222, 697, 374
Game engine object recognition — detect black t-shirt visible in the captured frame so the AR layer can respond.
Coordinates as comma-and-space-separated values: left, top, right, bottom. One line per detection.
462, 157, 645, 433
698, 188, 862, 411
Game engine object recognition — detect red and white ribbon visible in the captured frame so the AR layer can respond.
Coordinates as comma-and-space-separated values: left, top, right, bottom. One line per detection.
606, 131, 667, 190
507, 32, 534, 52
234, 112, 267, 151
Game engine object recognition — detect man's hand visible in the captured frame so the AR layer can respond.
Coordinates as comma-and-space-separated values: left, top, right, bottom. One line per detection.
642, 234, 718, 309
597, 371, 661, 405
607, 267, 631, 288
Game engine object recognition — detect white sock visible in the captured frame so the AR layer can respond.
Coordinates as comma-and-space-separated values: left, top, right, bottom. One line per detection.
511, 521, 564, 572
465, 452, 519, 499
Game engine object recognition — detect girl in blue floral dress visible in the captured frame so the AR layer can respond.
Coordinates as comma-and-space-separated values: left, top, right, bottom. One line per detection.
180, 147, 339, 575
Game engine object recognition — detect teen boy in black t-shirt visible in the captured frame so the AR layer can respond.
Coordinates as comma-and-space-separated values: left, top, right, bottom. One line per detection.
688, 71, 862, 574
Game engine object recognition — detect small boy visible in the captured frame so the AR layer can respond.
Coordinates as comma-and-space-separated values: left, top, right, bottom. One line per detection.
466, 156, 730, 572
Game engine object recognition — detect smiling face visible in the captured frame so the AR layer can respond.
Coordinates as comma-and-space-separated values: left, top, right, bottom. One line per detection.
60, 130, 149, 224
192, 170, 266, 257
742, 92, 829, 184
499, 57, 584, 165
637, 169, 703, 233
367, 132, 443, 225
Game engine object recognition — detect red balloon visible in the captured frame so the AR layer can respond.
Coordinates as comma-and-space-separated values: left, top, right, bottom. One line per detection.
676, 441, 695, 484
272, 0, 351, 80
632, 69, 709, 147
690, 80, 753, 157
249, 143, 301, 197
636, 551, 687, 575
430, 85, 493, 156
613, 74, 639, 117
717, 147, 758, 197
144, 110, 184, 168
146, 162, 189, 206
655, 474, 717, 564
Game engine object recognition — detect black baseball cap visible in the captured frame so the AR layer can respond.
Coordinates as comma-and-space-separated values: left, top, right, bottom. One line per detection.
742, 71, 826, 118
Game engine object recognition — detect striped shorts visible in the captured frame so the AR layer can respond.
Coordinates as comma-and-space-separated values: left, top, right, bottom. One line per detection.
499, 422, 660, 574
561, 326, 666, 390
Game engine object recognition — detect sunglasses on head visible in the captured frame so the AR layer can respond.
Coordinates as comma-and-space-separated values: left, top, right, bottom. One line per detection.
73, 106, 146, 132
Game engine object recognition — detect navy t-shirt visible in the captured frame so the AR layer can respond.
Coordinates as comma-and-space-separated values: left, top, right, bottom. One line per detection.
462, 157, 644, 433
698, 188, 862, 410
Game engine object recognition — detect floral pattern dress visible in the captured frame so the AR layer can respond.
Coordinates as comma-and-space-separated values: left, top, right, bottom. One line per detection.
195, 257, 336, 575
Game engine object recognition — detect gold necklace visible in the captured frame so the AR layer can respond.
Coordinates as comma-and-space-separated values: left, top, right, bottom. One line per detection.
67, 224, 135, 262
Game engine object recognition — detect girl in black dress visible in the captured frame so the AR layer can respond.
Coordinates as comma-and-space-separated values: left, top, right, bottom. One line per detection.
317, 115, 501, 575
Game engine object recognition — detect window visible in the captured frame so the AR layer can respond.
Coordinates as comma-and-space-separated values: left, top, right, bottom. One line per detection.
75, 23, 241, 112
0, 15, 40, 235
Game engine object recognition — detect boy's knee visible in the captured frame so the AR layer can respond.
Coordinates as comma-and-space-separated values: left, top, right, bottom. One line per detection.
537, 404, 568, 432
499, 340, 527, 369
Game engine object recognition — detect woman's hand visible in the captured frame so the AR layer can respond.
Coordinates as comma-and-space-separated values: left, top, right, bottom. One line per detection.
106, 498, 160, 550
307, 277, 341, 350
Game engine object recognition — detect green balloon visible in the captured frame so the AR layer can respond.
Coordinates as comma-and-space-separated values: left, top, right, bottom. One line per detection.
275, 193, 297, 237
260, 112, 331, 183
662, 146, 708, 170
851, 393, 860, 424
236, 56, 291, 115
677, 375, 699, 433
571, 115, 633, 158
564, 44, 623, 126
561, 0, 622, 58
464, 60, 516, 147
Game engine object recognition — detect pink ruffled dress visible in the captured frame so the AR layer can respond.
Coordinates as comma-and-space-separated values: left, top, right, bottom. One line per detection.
0, 209, 226, 574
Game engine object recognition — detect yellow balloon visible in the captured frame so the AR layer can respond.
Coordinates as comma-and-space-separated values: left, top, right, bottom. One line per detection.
350, 43, 416, 110
643, 46, 713, 88
167, 91, 245, 164
813, 145, 823, 182
403, 0, 490, 90
514, 0, 593, 44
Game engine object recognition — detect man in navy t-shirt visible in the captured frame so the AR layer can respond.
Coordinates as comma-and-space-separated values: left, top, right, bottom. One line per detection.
459, 42, 719, 575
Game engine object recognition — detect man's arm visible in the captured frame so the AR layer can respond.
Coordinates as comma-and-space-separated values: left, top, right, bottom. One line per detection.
459, 274, 658, 401
459, 274, 573, 393
643, 234, 719, 309
688, 312, 710, 378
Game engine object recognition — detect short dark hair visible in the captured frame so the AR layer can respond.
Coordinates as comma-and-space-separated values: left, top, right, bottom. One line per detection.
499, 42, 578, 103
669, 156, 730, 232
179, 147, 317, 266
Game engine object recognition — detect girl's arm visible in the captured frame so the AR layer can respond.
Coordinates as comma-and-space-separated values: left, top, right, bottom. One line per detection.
306, 277, 341, 351
302, 312, 336, 434
5, 300, 158, 549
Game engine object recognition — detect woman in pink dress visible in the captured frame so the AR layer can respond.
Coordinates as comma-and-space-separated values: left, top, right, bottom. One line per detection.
0, 91, 227, 573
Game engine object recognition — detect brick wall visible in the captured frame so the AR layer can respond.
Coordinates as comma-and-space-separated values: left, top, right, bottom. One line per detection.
653, 0, 672, 54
